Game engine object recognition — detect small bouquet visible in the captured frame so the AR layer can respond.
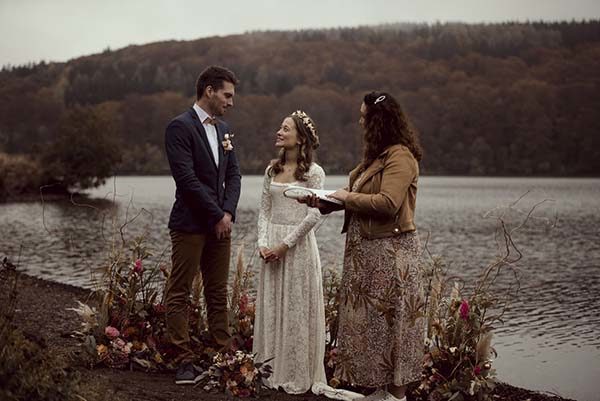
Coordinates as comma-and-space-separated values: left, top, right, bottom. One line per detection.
222, 133, 234, 152
200, 351, 273, 398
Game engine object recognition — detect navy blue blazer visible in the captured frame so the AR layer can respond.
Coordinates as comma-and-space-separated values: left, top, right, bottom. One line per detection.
165, 107, 241, 234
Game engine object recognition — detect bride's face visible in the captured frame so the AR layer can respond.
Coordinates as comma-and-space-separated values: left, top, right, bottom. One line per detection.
275, 117, 300, 149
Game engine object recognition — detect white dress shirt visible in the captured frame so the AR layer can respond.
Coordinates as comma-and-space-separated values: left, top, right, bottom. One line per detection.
193, 103, 219, 166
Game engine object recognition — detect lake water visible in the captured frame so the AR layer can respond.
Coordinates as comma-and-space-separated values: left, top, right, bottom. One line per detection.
1, 176, 599, 401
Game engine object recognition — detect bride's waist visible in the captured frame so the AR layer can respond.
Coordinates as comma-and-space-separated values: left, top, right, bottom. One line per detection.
270, 211, 307, 226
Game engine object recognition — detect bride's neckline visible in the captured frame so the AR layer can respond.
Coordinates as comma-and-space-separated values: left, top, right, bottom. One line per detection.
271, 180, 298, 185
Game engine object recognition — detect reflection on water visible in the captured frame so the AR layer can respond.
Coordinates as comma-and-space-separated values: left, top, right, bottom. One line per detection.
1, 176, 599, 401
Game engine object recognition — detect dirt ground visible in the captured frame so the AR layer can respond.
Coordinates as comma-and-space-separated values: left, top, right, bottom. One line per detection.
10, 274, 576, 401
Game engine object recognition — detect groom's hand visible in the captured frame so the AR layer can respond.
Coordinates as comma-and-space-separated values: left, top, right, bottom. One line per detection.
215, 212, 233, 239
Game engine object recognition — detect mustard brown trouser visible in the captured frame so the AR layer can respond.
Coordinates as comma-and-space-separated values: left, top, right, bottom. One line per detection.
165, 230, 231, 360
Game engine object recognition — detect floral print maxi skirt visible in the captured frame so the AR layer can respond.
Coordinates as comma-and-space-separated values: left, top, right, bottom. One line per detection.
334, 218, 425, 387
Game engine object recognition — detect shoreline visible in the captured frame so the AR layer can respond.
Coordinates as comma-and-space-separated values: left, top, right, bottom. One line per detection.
7, 272, 577, 401
2, 175, 600, 204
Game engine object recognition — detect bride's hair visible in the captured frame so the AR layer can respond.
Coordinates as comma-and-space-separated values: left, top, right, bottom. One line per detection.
361, 91, 422, 170
269, 112, 319, 182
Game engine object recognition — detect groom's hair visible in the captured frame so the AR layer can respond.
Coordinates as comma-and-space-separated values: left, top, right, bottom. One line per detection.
196, 66, 239, 99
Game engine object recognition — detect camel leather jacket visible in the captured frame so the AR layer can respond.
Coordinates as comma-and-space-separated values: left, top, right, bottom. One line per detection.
342, 144, 419, 239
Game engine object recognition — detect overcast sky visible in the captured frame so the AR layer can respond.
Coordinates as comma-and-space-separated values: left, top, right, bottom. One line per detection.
1, 0, 599, 66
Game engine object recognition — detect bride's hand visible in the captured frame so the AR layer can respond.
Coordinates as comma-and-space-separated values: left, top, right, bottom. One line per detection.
259, 247, 273, 262
270, 243, 289, 261
328, 189, 349, 202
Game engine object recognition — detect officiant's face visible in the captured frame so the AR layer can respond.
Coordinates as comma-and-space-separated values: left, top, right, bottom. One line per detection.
359, 102, 367, 129
275, 117, 299, 149
207, 81, 235, 116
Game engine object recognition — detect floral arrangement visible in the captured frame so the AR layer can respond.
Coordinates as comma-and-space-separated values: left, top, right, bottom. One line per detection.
69, 236, 174, 370
200, 350, 273, 397
411, 194, 537, 401
414, 256, 499, 401
69, 234, 271, 397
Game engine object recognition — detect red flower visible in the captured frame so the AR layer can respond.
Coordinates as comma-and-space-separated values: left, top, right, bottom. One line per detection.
133, 259, 143, 274
474, 365, 482, 376
460, 299, 470, 320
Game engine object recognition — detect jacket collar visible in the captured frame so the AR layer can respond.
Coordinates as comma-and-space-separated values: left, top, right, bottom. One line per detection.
348, 144, 404, 191
188, 108, 220, 171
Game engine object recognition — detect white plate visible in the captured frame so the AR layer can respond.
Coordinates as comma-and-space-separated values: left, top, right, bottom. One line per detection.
283, 186, 344, 205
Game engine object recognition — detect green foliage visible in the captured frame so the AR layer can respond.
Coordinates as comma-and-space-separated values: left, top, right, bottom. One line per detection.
2, 21, 600, 176
41, 105, 122, 191
0, 153, 43, 200
0, 258, 81, 401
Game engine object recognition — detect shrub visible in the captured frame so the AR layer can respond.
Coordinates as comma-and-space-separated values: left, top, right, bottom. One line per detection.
0, 257, 81, 401
0, 152, 43, 200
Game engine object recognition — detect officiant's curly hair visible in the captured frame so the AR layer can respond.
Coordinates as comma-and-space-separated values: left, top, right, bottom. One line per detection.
361, 91, 422, 170
196, 66, 239, 99
269, 112, 320, 182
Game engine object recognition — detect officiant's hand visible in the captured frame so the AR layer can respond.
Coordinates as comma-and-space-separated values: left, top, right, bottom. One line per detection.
300, 194, 344, 215
328, 189, 349, 202
215, 212, 233, 240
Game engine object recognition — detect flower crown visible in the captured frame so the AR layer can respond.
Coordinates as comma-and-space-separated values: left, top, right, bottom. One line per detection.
291, 110, 319, 148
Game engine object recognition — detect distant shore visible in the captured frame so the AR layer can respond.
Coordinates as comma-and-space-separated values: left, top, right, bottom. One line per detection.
8, 272, 576, 401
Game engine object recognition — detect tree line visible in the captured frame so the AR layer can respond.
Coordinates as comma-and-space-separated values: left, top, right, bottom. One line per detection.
1, 21, 599, 198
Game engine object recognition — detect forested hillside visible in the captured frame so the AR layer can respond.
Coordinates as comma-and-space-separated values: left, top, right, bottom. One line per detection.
1, 21, 599, 176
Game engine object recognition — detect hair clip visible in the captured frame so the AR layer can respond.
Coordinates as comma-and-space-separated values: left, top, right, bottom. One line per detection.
374, 95, 386, 105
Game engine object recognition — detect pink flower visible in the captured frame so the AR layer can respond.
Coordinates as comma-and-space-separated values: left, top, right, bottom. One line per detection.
460, 299, 470, 320
474, 365, 482, 376
133, 259, 143, 274
105, 326, 120, 338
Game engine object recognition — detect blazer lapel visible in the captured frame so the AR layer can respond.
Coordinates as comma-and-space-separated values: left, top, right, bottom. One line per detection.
189, 108, 218, 170
215, 121, 226, 175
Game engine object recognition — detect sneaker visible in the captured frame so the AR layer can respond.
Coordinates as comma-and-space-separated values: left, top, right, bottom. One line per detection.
174, 362, 201, 385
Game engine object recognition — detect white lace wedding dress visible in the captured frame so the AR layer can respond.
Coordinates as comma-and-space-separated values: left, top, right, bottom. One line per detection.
253, 163, 362, 401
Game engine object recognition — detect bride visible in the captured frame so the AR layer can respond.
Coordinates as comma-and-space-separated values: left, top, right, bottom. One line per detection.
253, 110, 361, 401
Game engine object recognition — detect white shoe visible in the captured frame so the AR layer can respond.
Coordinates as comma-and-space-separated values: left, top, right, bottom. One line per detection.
311, 382, 365, 400
361, 388, 387, 401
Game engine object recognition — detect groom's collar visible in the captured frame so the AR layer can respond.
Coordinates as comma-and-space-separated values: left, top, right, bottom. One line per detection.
192, 103, 214, 124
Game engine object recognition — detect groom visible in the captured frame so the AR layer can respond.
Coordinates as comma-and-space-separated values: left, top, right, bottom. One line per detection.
164, 65, 241, 384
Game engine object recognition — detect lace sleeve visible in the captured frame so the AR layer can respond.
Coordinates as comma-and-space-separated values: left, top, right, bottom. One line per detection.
282, 164, 325, 249
257, 166, 272, 248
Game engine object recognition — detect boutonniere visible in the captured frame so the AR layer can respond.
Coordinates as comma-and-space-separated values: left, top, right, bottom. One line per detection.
222, 133, 234, 152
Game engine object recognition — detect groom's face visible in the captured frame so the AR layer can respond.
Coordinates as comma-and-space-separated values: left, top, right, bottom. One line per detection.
207, 81, 235, 116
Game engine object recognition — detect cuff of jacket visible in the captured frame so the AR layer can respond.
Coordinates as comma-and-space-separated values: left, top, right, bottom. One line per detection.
222, 208, 236, 223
